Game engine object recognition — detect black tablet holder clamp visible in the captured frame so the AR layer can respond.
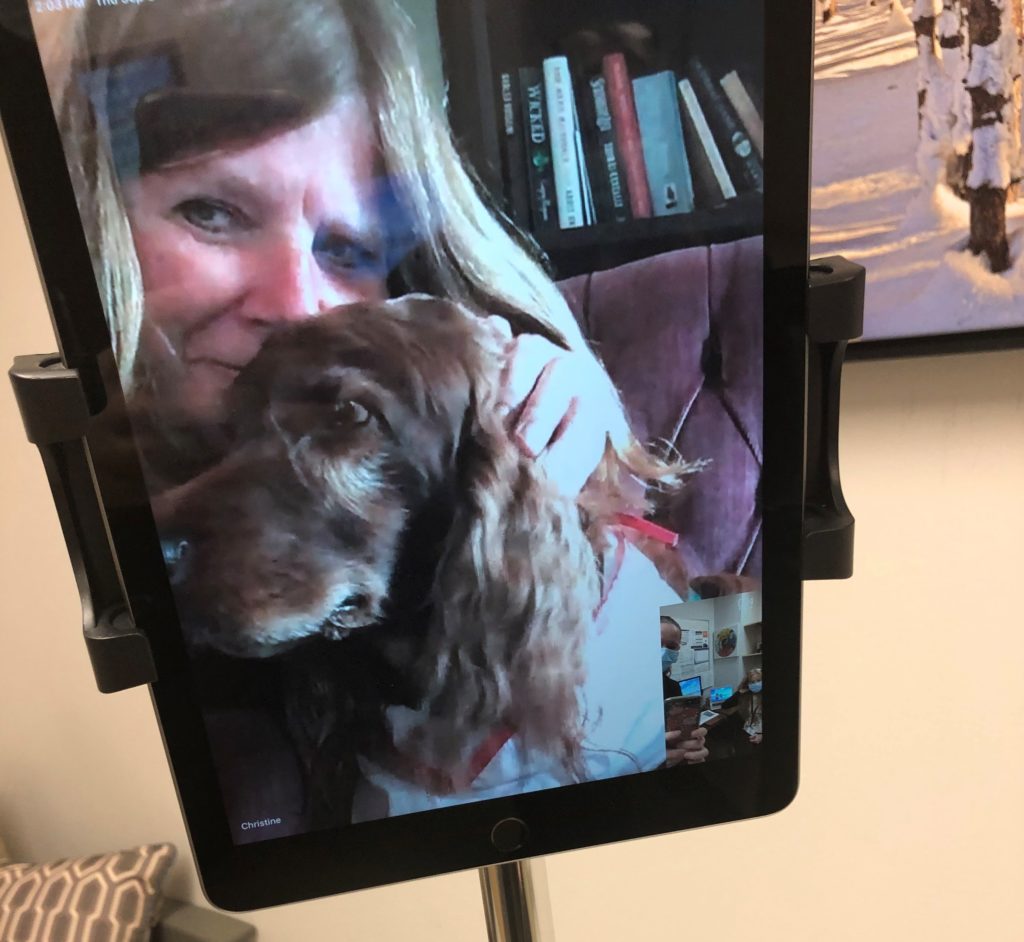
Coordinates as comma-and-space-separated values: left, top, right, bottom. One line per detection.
9, 353, 158, 694
9, 257, 864, 940
803, 256, 864, 581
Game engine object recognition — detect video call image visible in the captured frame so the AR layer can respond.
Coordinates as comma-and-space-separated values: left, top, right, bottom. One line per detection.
660, 592, 764, 766
28, 0, 765, 841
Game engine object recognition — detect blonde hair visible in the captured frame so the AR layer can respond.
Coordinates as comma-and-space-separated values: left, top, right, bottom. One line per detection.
40, 0, 679, 487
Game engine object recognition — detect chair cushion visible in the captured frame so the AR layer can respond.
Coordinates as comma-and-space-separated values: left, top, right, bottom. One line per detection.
559, 236, 763, 582
0, 843, 175, 942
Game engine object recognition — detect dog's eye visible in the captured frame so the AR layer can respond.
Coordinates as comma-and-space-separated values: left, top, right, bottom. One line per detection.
334, 400, 373, 427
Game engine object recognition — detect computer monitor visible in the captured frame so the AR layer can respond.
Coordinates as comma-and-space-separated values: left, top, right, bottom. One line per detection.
678, 676, 702, 698
709, 686, 734, 706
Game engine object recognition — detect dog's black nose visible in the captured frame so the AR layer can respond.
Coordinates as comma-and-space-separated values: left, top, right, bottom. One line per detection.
160, 535, 191, 586
335, 593, 368, 613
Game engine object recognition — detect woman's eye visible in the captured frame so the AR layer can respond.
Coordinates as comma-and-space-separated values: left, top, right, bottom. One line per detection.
174, 198, 254, 236
313, 230, 385, 278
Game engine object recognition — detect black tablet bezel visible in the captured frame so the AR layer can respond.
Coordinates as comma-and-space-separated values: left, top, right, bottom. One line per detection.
0, 0, 810, 910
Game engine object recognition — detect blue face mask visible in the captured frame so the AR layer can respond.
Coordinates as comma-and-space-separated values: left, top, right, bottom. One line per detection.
748, 681, 763, 693
661, 647, 679, 671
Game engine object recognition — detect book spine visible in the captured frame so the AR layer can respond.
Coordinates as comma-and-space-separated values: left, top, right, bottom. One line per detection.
587, 75, 632, 223
497, 70, 531, 227
571, 89, 596, 226
601, 52, 652, 219
689, 58, 764, 192
543, 56, 586, 229
632, 71, 695, 217
575, 129, 595, 226
518, 67, 559, 234
678, 77, 737, 204
572, 71, 609, 224
719, 70, 764, 158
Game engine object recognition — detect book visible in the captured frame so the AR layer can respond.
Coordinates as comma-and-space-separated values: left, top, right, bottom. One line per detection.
497, 70, 531, 227
572, 73, 611, 224
518, 66, 559, 233
719, 70, 764, 158
543, 55, 587, 229
632, 70, 695, 217
601, 52, 652, 219
688, 57, 764, 192
573, 92, 596, 226
677, 77, 737, 209
585, 75, 632, 223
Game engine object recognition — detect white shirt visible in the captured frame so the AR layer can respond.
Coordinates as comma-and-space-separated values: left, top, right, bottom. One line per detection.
353, 534, 681, 821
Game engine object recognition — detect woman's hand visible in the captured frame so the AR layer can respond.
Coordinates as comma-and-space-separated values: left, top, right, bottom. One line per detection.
498, 331, 628, 499
664, 726, 709, 767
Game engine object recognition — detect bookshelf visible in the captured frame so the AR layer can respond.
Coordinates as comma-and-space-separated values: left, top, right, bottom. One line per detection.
741, 620, 763, 669
437, 0, 764, 278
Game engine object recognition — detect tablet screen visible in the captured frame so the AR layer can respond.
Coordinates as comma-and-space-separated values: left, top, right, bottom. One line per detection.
21, 0, 765, 846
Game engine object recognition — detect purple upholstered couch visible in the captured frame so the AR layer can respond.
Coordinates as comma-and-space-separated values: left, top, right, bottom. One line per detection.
559, 236, 763, 587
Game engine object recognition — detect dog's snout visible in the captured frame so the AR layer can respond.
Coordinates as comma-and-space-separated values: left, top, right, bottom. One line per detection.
320, 592, 376, 642
161, 535, 192, 585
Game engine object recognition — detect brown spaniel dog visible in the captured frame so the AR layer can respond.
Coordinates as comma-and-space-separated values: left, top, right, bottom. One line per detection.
154, 296, 659, 820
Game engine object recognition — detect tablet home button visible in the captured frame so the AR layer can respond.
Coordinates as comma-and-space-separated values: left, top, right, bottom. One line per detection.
490, 817, 528, 853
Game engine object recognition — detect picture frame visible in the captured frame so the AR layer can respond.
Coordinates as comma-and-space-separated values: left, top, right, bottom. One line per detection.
811, 0, 1024, 360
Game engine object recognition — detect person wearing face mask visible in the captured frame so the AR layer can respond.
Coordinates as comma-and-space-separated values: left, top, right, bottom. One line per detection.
716, 668, 763, 752
744, 670, 764, 743
660, 615, 684, 699
660, 616, 708, 766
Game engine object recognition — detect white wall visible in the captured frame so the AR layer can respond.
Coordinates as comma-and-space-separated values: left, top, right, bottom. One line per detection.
712, 592, 743, 689
3, 144, 1023, 939
663, 592, 762, 692
662, 597, 715, 690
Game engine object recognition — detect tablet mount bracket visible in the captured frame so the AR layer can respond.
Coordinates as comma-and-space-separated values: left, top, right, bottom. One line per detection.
803, 255, 864, 581
9, 353, 157, 694
9, 255, 863, 940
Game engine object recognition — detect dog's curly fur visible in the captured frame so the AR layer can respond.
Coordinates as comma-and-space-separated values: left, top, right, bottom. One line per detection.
155, 296, 669, 821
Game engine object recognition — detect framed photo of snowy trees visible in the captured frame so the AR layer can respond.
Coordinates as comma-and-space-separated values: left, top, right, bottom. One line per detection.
811, 0, 1024, 357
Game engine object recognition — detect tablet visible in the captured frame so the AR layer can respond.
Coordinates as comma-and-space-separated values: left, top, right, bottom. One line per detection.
678, 677, 703, 698
0, 0, 810, 910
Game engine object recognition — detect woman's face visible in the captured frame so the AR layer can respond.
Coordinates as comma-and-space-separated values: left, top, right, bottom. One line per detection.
124, 98, 388, 427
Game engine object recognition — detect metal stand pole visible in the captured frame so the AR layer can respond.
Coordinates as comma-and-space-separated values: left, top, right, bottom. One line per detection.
479, 858, 555, 942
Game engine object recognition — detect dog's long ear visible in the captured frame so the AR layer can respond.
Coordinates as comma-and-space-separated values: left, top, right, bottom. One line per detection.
418, 376, 601, 774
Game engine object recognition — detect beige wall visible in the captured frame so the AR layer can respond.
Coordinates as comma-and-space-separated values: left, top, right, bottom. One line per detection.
2, 142, 1023, 939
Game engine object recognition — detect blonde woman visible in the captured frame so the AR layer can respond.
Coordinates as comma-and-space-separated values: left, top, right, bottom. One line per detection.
40, 0, 652, 489
35, 0, 707, 826
719, 669, 764, 751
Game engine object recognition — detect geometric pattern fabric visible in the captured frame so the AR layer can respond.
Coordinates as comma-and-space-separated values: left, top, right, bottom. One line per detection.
0, 843, 175, 942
